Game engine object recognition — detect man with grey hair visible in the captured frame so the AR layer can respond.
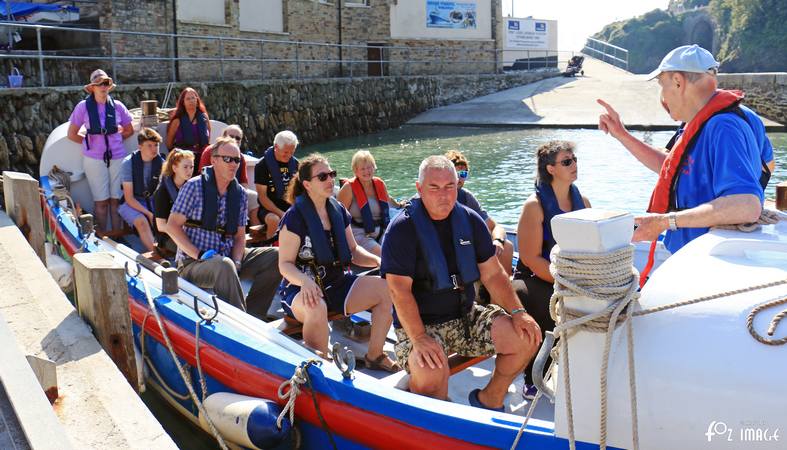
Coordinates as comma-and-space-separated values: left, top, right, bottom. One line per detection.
381, 155, 541, 411
255, 130, 300, 240
168, 136, 281, 319
597, 44, 767, 260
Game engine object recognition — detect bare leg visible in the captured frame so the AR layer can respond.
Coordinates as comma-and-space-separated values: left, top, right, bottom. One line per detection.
94, 199, 109, 233
134, 216, 156, 252
109, 198, 122, 231
477, 315, 536, 409
344, 277, 393, 360
407, 348, 450, 400
290, 292, 330, 355
264, 212, 280, 240
249, 207, 261, 226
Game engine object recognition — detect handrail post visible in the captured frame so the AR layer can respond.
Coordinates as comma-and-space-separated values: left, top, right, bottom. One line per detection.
36, 26, 44, 87
170, 34, 176, 82
295, 41, 300, 79
110, 30, 117, 80
218, 37, 224, 81
260, 40, 264, 80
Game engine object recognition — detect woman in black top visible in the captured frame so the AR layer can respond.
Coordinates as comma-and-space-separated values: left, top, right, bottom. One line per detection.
153, 149, 195, 255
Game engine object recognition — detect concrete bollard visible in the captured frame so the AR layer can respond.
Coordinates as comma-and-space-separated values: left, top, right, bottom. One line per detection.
2, 171, 45, 264
73, 252, 139, 392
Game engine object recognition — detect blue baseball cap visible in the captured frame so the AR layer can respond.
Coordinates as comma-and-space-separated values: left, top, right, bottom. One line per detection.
647, 44, 719, 80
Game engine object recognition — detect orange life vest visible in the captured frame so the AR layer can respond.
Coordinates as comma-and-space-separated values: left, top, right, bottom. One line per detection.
350, 177, 390, 237
647, 89, 744, 214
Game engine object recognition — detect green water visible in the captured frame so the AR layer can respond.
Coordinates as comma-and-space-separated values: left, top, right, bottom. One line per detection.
305, 126, 787, 228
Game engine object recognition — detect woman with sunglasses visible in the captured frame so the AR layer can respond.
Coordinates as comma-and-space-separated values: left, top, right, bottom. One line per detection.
67, 69, 134, 236
278, 154, 400, 372
515, 140, 591, 400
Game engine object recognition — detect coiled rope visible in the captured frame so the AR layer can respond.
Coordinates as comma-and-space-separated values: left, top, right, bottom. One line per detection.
277, 359, 338, 450
548, 245, 641, 450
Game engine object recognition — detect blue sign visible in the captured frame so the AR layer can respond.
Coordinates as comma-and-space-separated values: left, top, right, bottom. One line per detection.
426, 1, 477, 29
535, 22, 546, 32
508, 20, 519, 31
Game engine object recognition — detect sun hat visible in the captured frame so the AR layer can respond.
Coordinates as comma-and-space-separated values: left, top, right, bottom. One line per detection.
647, 44, 720, 80
83, 69, 116, 94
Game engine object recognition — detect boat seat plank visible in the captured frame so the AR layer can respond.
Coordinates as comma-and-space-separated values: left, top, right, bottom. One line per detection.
275, 312, 346, 336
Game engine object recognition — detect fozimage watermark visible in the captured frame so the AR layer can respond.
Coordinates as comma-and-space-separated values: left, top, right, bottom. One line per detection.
706, 420, 780, 443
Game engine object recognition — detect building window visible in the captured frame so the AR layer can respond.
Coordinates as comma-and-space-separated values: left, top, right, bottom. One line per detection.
239, 0, 284, 33
345, 0, 370, 6
177, 0, 226, 25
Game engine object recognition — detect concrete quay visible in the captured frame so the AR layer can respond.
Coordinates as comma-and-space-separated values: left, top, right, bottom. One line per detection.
408, 56, 785, 131
0, 210, 177, 450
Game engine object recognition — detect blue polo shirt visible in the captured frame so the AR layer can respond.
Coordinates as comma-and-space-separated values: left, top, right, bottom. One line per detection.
664, 112, 764, 253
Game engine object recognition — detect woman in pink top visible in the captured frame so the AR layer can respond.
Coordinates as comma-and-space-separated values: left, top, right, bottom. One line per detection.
67, 69, 134, 235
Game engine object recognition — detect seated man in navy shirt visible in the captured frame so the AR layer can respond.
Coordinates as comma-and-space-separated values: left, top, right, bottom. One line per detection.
381, 155, 541, 412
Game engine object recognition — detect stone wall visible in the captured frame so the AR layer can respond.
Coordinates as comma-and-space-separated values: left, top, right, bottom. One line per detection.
0, 70, 556, 180
718, 73, 787, 125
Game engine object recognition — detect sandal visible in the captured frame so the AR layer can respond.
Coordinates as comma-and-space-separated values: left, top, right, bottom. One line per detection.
364, 353, 401, 373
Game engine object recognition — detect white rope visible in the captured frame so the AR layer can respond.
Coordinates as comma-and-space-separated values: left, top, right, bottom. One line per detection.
276, 361, 316, 429
136, 277, 230, 450
510, 360, 556, 450
548, 245, 641, 450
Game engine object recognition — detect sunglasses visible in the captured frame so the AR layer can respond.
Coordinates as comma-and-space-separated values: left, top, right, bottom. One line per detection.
213, 154, 242, 164
310, 170, 337, 182
556, 156, 578, 167
94, 79, 112, 87
227, 135, 242, 142
457, 169, 469, 179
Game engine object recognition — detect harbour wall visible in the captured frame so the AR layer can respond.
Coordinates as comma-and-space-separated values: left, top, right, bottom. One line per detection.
0, 70, 556, 183
718, 73, 787, 125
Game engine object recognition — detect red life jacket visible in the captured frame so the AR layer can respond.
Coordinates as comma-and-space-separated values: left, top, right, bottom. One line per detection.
350, 177, 390, 237
647, 89, 744, 214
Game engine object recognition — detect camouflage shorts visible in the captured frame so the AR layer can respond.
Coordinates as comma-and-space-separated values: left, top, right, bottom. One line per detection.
394, 304, 506, 373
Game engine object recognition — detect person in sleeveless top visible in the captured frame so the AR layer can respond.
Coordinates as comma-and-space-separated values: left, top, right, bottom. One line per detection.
166, 87, 212, 175
337, 150, 402, 257
277, 154, 399, 371
515, 140, 591, 399
67, 69, 134, 235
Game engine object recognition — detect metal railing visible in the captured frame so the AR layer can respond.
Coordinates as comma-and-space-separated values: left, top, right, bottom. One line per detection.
0, 21, 577, 88
582, 37, 629, 71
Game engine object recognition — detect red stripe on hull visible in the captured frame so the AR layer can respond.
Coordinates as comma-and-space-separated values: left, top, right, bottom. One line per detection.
129, 300, 490, 450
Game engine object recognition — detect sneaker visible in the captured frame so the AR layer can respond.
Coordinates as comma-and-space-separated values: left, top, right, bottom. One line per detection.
522, 383, 538, 400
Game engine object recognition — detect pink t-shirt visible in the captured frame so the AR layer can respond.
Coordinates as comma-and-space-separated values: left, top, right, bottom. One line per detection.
69, 98, 133, 160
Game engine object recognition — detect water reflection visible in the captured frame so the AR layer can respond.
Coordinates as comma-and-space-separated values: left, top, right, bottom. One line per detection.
306, 126, 785, 228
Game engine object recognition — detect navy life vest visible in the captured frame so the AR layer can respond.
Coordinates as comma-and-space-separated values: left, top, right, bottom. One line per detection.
294, 195, 352, 267
178, 111, 209, 149
535, 181, 586, 260
405, 198, 481, 314
264, 146, 298, 200
85, 94, 118, 167
194, 166, 242, 236
131, 151, 164, 199
160, 175, 179, 202
350, 177, 390, 238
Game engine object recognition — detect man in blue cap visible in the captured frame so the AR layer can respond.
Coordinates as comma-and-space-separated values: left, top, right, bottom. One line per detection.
597, 44, 769, 257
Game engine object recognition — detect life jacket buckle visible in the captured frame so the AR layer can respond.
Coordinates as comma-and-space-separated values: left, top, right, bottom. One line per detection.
450, 274, 462, 291
99, 127, 108, 135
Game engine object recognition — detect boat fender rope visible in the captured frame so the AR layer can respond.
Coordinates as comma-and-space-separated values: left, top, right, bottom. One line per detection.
509, 360, 556, 450
277, 359, 338, 450
139, 309, 191, 401
747, 297, 787, 346
136, 275, 230, 450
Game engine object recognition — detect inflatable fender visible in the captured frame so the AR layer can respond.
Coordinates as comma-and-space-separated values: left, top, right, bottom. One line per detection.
45, 242, 73, 293
199, 392, 291, 449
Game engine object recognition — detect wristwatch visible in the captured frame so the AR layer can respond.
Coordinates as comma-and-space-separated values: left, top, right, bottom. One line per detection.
494, 238, 506, 245
668, 212, 678, 231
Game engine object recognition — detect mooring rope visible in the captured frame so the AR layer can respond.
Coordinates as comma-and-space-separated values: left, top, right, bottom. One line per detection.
135, 276, 229, 450
277, 359, 338, 450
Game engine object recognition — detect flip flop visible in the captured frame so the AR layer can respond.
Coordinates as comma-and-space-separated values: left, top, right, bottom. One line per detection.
468, 388, 504, 412
364, 353, 401, 373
